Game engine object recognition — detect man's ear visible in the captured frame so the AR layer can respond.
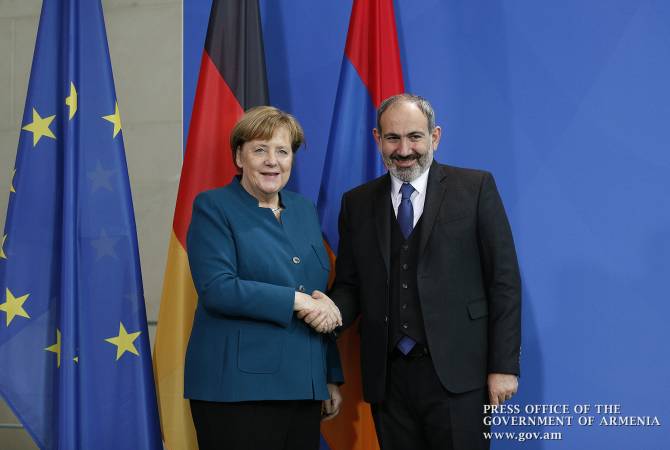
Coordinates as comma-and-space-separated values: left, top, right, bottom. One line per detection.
373, 128, 381, 148
431, 126, 442, 151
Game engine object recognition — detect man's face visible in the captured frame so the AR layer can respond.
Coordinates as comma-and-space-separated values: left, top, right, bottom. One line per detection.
373, 101, 441, 182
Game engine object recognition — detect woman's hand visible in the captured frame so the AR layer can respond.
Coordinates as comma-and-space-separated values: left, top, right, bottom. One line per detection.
321, 384, 342, 421
294, 291, 342, 333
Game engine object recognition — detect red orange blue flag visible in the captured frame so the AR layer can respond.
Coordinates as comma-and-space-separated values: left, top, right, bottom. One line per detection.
318, 1, 405, 449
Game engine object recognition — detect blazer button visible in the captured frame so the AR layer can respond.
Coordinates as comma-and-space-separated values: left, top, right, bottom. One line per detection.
384, 315, 388, 323
292, 256, 301, 264
298, 285, 306, 292
401, 282, 408, 289
402, 322, 408, 329
401, 263, 408, 270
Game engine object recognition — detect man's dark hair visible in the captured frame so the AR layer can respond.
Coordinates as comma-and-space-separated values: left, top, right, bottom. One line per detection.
376, 93, 436, 134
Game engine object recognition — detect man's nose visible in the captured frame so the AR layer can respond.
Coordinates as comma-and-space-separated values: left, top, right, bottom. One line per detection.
396, 137, 413, 155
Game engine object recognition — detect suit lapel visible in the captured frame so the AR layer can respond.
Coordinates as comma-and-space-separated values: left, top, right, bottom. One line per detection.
419, 161, 448, 258
374, 175, 392, 280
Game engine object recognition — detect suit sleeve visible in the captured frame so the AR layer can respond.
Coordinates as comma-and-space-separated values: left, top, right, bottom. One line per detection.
329, 194, 361, 329
186, 193, 295, 327
477, 173, 522, 375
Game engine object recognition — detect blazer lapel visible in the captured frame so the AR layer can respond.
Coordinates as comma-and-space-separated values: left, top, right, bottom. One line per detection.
419, 161, 448, 258
374, 175, 391, 280
274, 192, 305, 257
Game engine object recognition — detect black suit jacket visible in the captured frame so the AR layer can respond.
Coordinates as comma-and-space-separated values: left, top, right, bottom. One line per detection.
330, 161, 521, 403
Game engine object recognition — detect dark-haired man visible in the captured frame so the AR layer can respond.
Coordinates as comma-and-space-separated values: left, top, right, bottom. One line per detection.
323, 94, 521, 450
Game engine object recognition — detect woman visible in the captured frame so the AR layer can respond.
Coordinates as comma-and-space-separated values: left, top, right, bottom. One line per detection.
184, 106, 344, 450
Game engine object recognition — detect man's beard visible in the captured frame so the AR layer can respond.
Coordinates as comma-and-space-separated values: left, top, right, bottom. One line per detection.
384, 147, 433, 182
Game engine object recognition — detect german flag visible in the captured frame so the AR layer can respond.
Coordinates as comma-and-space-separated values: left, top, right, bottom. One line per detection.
152, 1, 268, 448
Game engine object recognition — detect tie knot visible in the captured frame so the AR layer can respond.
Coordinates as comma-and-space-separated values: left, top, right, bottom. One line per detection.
400, 183, 415, 200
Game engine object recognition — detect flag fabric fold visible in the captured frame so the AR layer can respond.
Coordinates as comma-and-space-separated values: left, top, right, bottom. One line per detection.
0, 1, 162, 449
318, 1, 405, 449
153, 0, 268, 448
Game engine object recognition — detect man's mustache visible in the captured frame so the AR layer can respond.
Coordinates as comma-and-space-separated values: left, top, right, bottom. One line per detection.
391, 154, 419, 161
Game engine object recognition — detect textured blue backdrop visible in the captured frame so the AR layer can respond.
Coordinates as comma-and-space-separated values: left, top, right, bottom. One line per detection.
184, 1, 670, 448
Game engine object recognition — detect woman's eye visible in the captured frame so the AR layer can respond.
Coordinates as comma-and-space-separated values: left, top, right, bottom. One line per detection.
254, 147, 265, 153
278, 149, 289, 155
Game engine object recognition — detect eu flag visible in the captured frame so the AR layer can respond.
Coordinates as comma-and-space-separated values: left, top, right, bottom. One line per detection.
0, 1, 162, 449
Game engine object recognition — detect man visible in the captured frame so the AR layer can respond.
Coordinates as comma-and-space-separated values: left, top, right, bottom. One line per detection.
324, 94, 521, 450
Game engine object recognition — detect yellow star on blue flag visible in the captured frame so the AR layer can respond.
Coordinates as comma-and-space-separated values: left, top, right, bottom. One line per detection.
22, 108, 56, 146
10, 168, 16, 194
0, 288, 30, 326
102, 102, 122, 138
44, 329, 61, 367
105, 322, 141, 360
65, 82, 78, 120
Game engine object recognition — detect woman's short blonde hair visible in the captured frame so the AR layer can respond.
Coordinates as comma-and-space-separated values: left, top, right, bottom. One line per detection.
230, 106, 305, 169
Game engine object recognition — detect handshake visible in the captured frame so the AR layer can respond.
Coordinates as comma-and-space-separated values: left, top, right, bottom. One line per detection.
294, 290, 342, 333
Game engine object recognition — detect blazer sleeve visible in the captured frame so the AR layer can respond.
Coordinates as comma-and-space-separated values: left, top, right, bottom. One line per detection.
325, 337, 344, 384
187, 193, 295, 327
477, 172, 522, 375
329, 193, 361, 330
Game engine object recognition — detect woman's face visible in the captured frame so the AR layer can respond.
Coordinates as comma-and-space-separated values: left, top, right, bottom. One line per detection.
236, 126, 293, 201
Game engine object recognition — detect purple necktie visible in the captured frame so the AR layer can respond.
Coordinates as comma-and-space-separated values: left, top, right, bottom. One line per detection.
398, 183, 415, 239
397, 335, 416, 355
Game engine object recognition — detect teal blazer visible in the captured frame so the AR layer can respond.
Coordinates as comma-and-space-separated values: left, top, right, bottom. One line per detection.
184, 177, 343, 402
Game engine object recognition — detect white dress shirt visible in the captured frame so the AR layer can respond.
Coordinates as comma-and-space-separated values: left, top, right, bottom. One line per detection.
390, 166, 430, 228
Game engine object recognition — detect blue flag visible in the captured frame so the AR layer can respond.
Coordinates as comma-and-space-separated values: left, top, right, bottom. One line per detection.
0, 1, 162, 449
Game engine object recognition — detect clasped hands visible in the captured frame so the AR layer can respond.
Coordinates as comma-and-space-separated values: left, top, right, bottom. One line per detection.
294, 290, 342, 333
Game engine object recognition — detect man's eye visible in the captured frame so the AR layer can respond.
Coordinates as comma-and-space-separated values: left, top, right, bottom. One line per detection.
385, 137, 399, 142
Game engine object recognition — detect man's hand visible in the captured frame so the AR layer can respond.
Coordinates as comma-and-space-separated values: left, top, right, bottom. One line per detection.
300, 290, 342, 330
487, 373, 518, 406
294, 291, 342, 333
321, 383, 343, 421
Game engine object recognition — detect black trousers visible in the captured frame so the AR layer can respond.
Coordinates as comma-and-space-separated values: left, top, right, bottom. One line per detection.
371, 349, 490, 450
190, 399, 322, 450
